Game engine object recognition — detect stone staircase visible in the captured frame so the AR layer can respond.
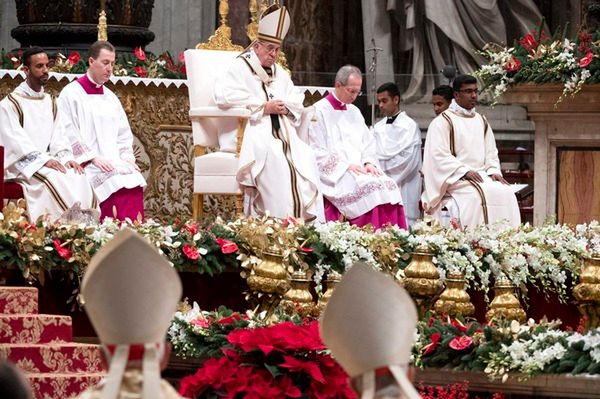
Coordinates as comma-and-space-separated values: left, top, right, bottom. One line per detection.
0, 286, 105, 398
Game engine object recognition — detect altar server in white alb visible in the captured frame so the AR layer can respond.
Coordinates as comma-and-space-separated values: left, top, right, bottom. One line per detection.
421, 74, 520, 228
58, 41, 146, 221
309, 65, 407, 230
0, 47, 96, 222
373, 82, 422, 227
76, 228, 183, 399
214, 4, 323, 222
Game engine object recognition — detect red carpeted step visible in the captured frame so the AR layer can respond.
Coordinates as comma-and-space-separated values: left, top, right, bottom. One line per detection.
0, 286, 38, 314
27, 372, 105, 399
1, 343, 104, 374
0, 314, 72, 344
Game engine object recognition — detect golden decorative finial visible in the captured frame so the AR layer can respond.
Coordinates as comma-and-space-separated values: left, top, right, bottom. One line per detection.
196, 0, 243, 51
247, 0, 259, 42
98, 0, 108, 41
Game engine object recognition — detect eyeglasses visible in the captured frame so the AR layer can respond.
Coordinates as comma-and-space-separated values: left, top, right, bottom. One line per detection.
342, 86, 363, 96
458, 88, 478, 94
258, 42, 280, 55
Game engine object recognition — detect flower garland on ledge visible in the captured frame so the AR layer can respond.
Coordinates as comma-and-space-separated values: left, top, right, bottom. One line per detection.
0, 47, 185, 79
474, 25, 599, 105
1, 203, 600, 306
168, 303, 600, 395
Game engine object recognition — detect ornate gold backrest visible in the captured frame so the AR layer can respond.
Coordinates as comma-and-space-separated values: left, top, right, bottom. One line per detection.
196, 0, 244, 51
196, 0, 289, 71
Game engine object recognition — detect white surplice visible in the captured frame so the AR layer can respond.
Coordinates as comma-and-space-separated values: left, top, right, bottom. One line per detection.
57, 76, 146, 203
214, 49, 323, 221
421, 100, 520, 228
309, 96, 403, 219
373, 112, 422, 226
0, 81, 97, 221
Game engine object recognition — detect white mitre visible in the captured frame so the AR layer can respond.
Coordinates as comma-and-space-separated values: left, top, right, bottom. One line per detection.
257, 4, 291, 44
81, 228, 182, 399
320, 263, 420, 399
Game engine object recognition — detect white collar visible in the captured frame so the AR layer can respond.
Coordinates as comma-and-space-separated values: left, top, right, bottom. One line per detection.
86, 72, 103, 88
331, 91, 347, 105
449, 99, 476, 117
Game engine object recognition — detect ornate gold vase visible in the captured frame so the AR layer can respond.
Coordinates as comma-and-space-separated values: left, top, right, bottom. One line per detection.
245, 246, 291, 322
433, 272, 475, 317
280, 270, 316, 316
317, 270, 342, 312
402, 247, 444, 319
485, 277, 526, 323
573, 256, 600, 329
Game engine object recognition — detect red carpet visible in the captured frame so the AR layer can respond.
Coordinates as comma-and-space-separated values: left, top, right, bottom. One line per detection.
0, 286, 105, 398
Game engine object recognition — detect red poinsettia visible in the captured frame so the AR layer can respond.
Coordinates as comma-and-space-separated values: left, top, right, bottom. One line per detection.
227, 321, 325, 355
579, 52, 594, 68
215, 238, 239, 254
422, 332, 441, 355
300, 246, 314, 253
182, 244, 200, 260
449, 335, 473, 351
178, 51, 185, 64
67, 51, 80, 65
182, 222, 198, 235
505, 56, 521, 72
179, 321, 356, 399
53, 239, 72, 260
134, 46, 146, 61
134, 66, 147, 78
450, 318, 468, 333
519, 32, 538, 52
217, 313, 241, 325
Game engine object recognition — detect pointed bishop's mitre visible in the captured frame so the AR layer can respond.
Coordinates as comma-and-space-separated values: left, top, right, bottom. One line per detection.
81, 228, 182, 399
81, 228, 182, 345
257, 4, 291, 45
320, 263, 420, 399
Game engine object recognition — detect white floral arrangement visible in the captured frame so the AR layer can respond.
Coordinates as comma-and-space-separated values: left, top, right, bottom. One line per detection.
475, 28, 599, 105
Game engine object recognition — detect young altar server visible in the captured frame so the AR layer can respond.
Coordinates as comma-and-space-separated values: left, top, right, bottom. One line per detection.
58, 41, 146, 221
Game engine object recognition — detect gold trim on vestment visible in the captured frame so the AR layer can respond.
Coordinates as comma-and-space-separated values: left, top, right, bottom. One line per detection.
7, 94, 24, 128
32, 171, 69, 211
466, 180, 489, 224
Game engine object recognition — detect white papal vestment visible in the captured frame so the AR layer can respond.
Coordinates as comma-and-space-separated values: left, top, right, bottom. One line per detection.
373, 112, 422, 226
214, 49, 323, 221
421, 101, 520, 228
0, 81, 96, 221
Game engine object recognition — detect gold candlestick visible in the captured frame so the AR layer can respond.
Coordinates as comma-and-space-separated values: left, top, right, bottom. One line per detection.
98, 0, 108, 41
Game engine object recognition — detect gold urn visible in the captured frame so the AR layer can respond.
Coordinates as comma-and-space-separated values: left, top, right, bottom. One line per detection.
402, 247, 444, 319
245, 246, 291, 321
573, 256, 600, 329
434, 272, 475, 317
280, 270, 316, 316
317, 270, 342, 312
485, 277, 526, 323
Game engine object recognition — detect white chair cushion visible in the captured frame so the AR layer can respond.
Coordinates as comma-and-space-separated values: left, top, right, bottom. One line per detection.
194, 152, 238, 176
194, 175, 241, 194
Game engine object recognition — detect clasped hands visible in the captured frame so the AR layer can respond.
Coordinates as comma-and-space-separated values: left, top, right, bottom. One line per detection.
463, 170, 508, 185
264, 99, 289, 115
349, 163, 382, 176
